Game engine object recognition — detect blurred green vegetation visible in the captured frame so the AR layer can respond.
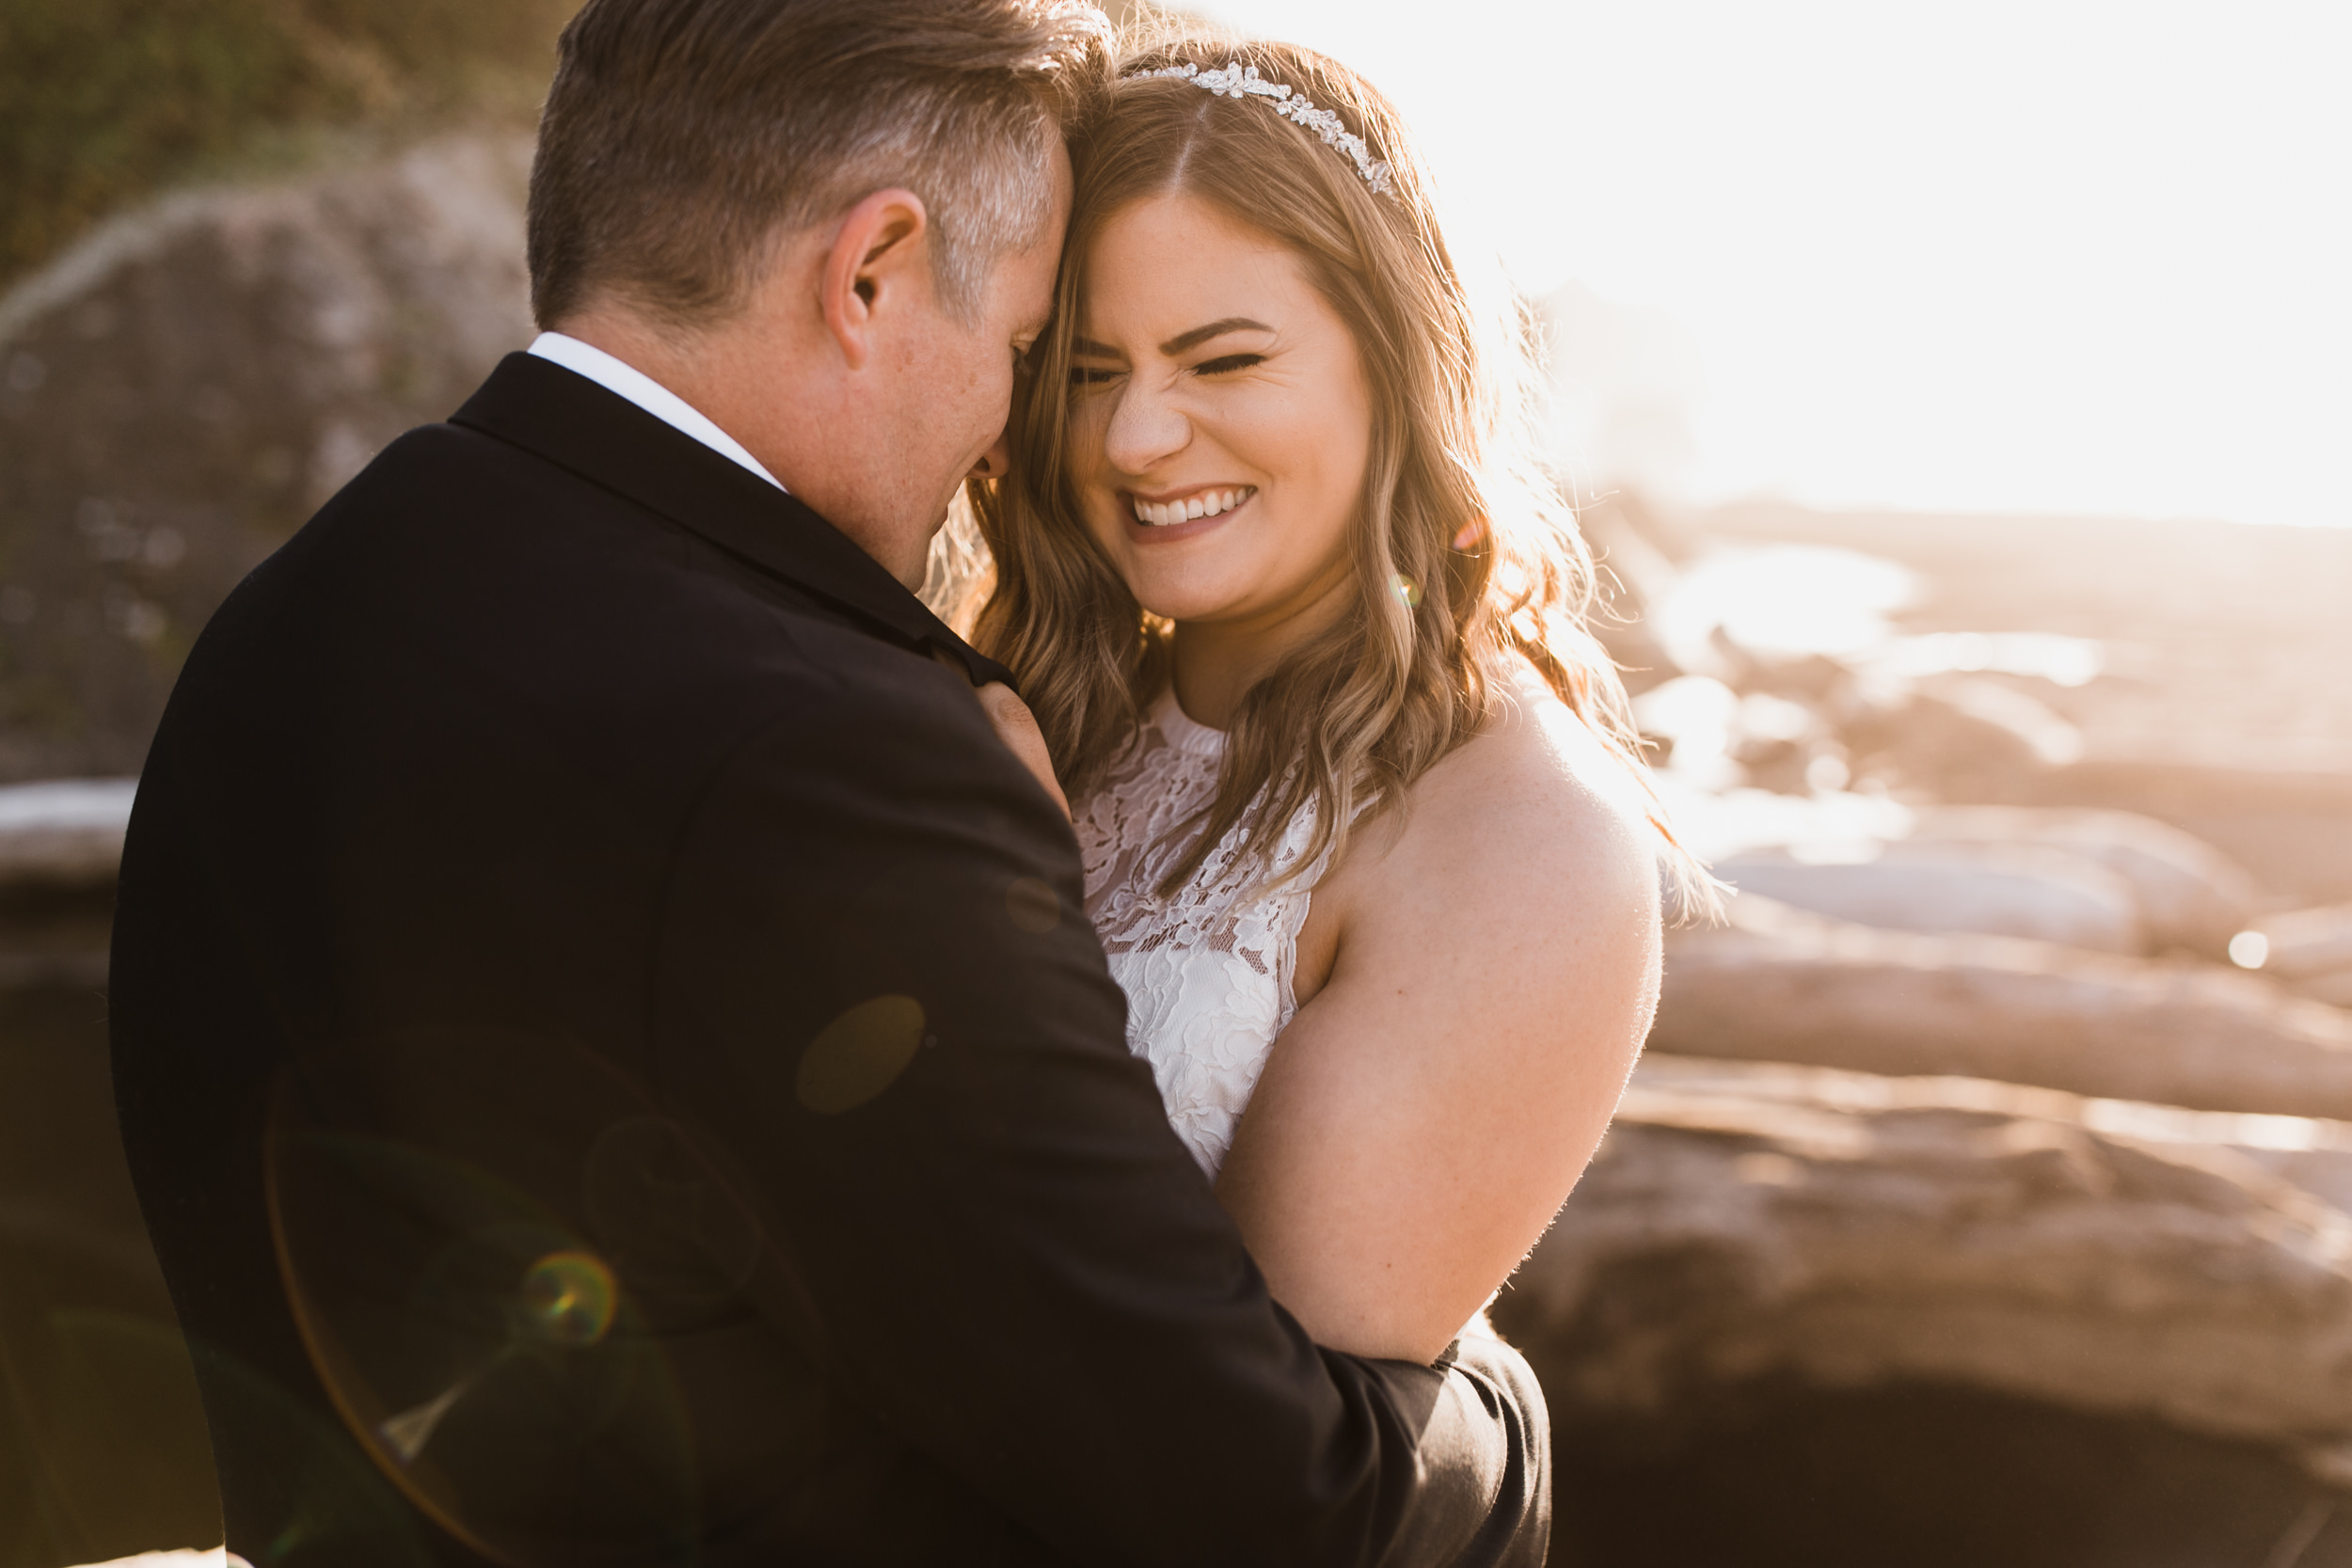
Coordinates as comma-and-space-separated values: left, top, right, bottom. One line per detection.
0, 0, 579, 290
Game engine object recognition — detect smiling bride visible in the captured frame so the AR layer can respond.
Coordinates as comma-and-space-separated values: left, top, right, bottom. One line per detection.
969, 28, 1708, 1364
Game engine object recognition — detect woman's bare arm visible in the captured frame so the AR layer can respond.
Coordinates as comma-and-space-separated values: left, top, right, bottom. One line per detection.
1214, 687, 1662, 1363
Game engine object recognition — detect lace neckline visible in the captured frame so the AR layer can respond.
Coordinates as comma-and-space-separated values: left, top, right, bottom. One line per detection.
1075, 685, 1327, 1179
1148, 685, 1224, 758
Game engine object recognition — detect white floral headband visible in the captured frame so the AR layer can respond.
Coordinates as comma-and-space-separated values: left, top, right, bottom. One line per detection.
1129, 60, 1394, 198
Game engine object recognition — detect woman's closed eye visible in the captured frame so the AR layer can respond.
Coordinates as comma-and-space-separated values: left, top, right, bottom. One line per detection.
1070, 352, 1266, 388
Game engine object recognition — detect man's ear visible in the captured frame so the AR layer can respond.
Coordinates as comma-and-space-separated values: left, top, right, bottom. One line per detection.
819, 188, 930, 371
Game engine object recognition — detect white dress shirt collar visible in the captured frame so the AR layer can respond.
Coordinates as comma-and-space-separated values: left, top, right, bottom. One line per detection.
526, 331, 786, 493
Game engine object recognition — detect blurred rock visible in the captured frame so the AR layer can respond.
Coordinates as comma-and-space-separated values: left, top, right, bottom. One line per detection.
0, 133, 535, 783
1679, 794, 2258, 958
1499, 1053, 2352, 1465
2250, 904, 2352, 1010
1913, 805, 2259, 959
2243, 910, 2352, 980
1841, 676, 2084, 800
1715, 841, 2146, 955
1653, 895, 2352, 1119
0, 780, 130, 990
1674, 502, 2352, 904
2024, 758, 2352, 910
0, 778, 135, 891
1634, 675, 1855, 799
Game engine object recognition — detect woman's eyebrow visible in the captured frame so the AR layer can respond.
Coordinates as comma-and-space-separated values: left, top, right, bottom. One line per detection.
1069, 317, 1275, 360
1161, 317, 1273, 356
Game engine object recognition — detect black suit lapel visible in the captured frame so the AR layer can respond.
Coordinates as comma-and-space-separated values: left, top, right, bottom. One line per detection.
451, 352, 1015, 690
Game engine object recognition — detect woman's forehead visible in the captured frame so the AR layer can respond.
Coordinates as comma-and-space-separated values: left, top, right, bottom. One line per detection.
1076, 195, 1324, 343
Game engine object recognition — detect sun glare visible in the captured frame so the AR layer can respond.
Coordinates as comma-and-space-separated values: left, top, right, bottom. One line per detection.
1195, 0, 2352, 530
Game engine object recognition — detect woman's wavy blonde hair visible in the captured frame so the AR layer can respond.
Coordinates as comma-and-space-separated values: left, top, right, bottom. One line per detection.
943, 20, 1707, 909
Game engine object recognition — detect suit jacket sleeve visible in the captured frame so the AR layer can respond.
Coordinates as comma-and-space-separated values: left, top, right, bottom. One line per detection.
647, 644, 1547, 1567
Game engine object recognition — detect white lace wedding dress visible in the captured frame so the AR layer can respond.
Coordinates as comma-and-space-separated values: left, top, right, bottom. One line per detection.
1075, 688, 1335, 1180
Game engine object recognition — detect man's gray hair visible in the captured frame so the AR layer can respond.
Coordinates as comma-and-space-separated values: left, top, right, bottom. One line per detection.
529, 0, 1111, 327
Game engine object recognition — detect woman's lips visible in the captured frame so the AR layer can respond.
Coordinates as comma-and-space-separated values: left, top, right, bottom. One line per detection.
1121, 485, 1256, 542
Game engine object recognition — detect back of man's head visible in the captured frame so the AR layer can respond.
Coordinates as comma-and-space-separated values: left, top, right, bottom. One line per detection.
529, 0, 1111, 332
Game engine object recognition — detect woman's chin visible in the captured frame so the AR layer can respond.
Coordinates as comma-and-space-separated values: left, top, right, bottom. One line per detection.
1124, 559, 1343, 634
1113, 561, 1259, 627
1131, 590, 1227, 626
1134, 594, 1247, 630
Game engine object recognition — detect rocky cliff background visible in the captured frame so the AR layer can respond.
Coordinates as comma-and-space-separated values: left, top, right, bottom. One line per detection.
0, 0, 567, 784
0, 131, 538, 780
0, 135, 535, 781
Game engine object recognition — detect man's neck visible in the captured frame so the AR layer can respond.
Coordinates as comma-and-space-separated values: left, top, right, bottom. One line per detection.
548, 280, 932, 591
530, 330, 786, 492
553, 303, 816, 477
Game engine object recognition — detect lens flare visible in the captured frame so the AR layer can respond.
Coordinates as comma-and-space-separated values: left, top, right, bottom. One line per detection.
796, 995, 927, 1115
265, 1037, 710, 1565
1005, 876, 1061, 934
519, 1251, 617, 1348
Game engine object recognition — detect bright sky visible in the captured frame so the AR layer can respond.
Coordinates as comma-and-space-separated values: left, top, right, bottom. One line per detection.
1190, 0, 2352, 529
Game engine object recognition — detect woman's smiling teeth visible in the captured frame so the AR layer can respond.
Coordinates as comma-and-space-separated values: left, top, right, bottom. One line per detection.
1131, 486, 1255, 527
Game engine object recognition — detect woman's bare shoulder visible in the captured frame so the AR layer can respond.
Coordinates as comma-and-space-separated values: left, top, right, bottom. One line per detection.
1349, 665, 1660, 922
1242, 662, 1665, 1363
1248, 664, 1663, 1359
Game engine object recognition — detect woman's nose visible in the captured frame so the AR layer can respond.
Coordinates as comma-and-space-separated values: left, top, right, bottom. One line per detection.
1101, 374, 1189, 477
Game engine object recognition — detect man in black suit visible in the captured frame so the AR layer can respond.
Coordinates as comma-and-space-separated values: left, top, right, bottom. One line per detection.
109, 1, 1549, 1562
